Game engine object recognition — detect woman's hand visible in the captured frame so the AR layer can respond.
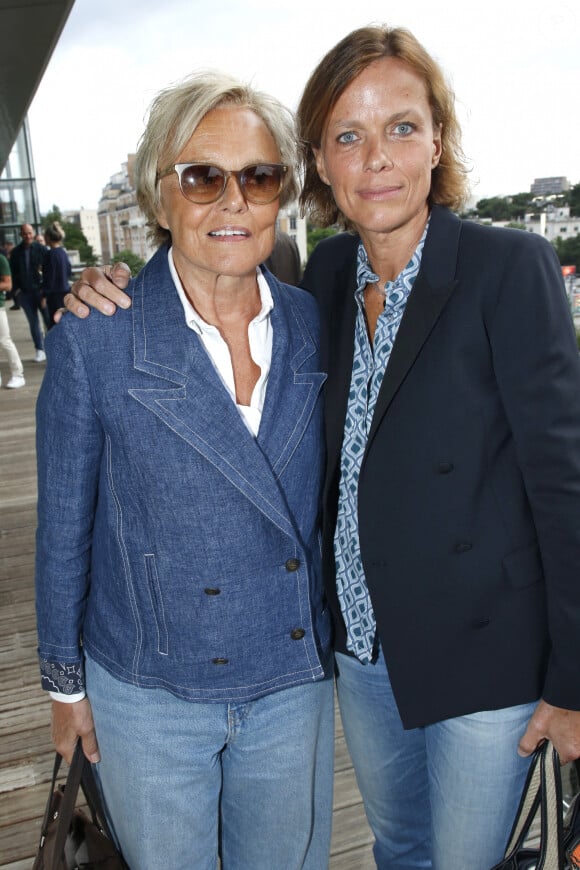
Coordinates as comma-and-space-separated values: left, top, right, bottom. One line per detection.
51, 698, 100, 764
518, 699, 580, 764
55, 262, 132, 323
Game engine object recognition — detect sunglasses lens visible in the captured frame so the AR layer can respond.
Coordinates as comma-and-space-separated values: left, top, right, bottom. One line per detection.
242, 165, 285, 203
176, 163, 286, 204
180, 165, 225, 202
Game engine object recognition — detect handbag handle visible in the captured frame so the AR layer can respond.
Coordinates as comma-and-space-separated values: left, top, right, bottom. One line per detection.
38, 738, 115, 869
502, 740, 564, 869
38, 739, 86, 868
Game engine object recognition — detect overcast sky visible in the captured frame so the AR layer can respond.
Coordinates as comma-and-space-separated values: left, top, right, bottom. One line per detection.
28, 0, 580, 214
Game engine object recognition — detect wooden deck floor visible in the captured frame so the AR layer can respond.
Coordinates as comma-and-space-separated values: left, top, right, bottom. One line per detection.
0, 308, 374, 869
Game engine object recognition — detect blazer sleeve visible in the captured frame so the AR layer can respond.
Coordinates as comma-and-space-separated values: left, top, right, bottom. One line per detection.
35, 320, 105, 669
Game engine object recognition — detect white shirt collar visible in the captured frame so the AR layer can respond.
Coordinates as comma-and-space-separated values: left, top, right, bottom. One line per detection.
167, 247, 274, 333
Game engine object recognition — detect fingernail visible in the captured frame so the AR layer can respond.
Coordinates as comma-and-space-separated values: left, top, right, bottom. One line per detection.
104, 303, 115, 314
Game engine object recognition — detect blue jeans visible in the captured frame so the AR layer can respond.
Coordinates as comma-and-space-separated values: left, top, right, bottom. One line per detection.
17, 288, 48, 350
85, 655, 334, 870
335, 648, 536, 870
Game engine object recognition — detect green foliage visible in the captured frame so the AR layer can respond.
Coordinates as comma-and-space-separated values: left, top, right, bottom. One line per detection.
568, 184, 580, 218
307, 225, 338, 257
553, 235, 580, 271
43, 205, 62, 225
112, 249, 145, 277
475, 192, 535, 222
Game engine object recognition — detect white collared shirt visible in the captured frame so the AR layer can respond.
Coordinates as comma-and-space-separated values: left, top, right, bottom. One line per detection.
169, 248, 273, 437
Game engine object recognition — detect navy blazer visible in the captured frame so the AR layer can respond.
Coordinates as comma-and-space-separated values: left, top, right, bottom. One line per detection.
10, 240, 45, 293
36, 247, 332, 702
303, 205, 580, 728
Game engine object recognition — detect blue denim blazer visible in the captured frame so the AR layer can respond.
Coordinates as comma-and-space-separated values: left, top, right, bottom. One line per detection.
35, 247, 331, 702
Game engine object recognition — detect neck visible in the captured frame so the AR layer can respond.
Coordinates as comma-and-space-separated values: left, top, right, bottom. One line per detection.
359, 206, 429, 285
179, 270, 261, 328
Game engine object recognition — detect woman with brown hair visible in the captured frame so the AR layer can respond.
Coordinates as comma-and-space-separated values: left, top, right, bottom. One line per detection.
297, 25, 580, 869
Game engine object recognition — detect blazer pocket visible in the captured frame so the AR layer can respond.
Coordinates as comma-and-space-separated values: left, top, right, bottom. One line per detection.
144, 554, 169, 655
502, 542, 544, 589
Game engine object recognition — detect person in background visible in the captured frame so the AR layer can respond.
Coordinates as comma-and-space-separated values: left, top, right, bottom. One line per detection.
9, 223, 49, 360
264, 229, 302, 284
59, 23, 580, 870
0, 252, 25, 388
1, 242, 18, 308
35, 70, 333, 870
42, 222, 71, 327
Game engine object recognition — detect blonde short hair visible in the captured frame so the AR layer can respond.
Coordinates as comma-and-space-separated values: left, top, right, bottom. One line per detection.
44, 221, 65, 243
136, 70, 299, 248
297, 25, 470, 228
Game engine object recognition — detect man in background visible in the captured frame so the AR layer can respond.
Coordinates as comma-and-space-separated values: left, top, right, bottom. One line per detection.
10, 224, 49, 361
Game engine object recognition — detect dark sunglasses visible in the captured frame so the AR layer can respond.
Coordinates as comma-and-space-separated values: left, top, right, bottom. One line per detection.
156, 162, 288, 205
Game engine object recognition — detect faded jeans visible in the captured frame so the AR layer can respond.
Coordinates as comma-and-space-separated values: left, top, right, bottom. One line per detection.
335, 647, 535, 870
86, 654, 334, 870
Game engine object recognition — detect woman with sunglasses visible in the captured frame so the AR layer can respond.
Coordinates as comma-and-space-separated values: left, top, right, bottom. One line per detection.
35, 70, 333, 870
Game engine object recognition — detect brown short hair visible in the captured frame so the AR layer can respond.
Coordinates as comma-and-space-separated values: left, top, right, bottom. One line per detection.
297, 25, 470, 228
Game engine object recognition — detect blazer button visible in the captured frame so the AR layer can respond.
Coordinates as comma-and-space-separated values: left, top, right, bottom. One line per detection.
212, 657, 229, 664
290, 628, 305, 640
438, 461, 454, 474
204, 588, 221, 595
285, 558, 301, 572
455, 542, 473, 554
472, 617, 490, 629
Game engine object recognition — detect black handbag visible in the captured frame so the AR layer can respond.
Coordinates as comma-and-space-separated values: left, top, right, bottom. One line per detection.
490, 741, 580, 869
33, 739, 129, 870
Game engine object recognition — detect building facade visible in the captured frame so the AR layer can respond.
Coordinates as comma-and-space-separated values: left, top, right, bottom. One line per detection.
522, 206, 580, 243
97, 156, 153, 265
62, 207, 103, 261
275, 204, 308, 267
530, 176, 570, 196
0, 119, 42, 247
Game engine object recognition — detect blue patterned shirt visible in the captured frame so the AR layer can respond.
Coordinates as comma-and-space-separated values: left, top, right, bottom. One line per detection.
334, 223, 429, 663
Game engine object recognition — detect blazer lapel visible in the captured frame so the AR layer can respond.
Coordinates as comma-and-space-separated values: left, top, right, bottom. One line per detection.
258, 274, 326, 479
321, 248, 359, 481
366, 206, 462, 448
127, 251, 323, 538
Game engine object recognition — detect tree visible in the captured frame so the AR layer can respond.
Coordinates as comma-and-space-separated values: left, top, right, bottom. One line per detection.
509, 192, 535, 217
568, 183, 580, 218
475, 197, 513, 221
553, 235, 580, 272
112, 249, 145, 276
475, 193, 534, 222
307, 225, 338, 257
43, 204, 62, 226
